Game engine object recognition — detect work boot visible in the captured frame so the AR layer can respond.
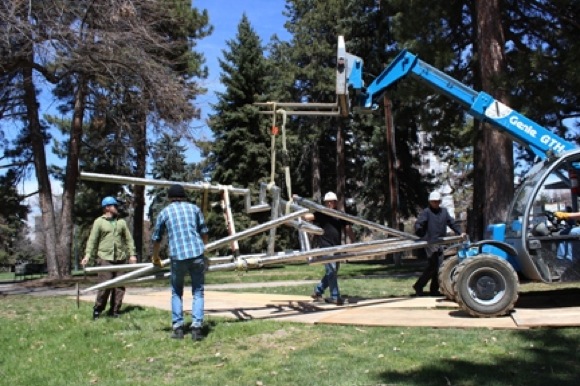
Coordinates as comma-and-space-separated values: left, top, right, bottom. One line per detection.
412, 284, 425, 297
324, 297, 344, 306
191, 327, 203, 342
171, 326, 184, 340
311, 292, 323, 302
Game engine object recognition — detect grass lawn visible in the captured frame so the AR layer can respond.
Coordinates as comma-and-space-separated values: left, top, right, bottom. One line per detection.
1, 262, 580, 386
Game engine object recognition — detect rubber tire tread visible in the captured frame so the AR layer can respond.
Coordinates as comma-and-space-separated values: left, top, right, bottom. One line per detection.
438, 255, 459, 301
453, 254, 519, 318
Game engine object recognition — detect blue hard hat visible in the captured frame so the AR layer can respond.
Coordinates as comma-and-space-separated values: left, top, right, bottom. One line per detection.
101, 196, 119, 207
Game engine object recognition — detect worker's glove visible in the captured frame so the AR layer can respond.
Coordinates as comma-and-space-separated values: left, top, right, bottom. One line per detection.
554, 211, 570, 221
152, 255, 163, 268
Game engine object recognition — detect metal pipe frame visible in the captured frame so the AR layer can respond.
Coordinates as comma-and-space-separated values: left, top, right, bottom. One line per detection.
307, 237, 462, 265
290, 196, 418, 240
87, 235, 461, 290
80, 172, 271, 214
204, 238, 418, 272
86, 238, 393, 291
79, 173, 456, 292
82, 208, 310, 293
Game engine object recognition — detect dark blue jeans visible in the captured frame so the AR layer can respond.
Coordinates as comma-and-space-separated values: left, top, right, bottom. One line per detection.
315, 261, 340, 299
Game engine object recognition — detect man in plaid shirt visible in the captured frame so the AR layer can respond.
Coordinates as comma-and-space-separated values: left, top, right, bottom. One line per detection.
152, 184, 209, 341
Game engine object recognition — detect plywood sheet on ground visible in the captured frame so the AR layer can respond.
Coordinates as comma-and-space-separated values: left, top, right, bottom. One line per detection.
77, 290, 580, 328
316, 306, 518, 329
512, 307, 580, 327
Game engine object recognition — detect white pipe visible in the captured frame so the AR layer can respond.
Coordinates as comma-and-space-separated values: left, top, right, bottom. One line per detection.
84, 263, 152, 273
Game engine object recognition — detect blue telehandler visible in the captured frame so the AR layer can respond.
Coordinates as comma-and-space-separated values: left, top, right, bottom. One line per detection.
339, 37, 580, 317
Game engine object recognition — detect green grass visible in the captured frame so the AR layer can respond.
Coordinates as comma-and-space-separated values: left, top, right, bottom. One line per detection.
1, 296, 579, 386
2, 261, 580, 386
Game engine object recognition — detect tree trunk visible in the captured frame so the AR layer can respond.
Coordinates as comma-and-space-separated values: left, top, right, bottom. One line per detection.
22, 59, 59, 278
311, 138, 321, 201
57, 78, 88, 278
472, 0, 513, 239
133, 117, 147, 262
384, 96, 398, 228
336, 119, 347, 211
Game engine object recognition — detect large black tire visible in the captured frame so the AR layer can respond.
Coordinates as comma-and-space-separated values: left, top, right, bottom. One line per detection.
438, 256, 459, 301
453, 254, 519, 318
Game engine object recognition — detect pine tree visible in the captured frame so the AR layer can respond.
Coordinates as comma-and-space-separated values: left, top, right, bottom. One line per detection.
0, 0, 211, 277
207, 15, 275, 254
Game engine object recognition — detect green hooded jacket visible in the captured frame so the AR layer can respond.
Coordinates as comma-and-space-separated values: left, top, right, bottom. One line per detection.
85, 216, 137, 263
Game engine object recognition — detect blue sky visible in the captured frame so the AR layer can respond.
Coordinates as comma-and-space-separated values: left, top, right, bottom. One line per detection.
188, 0, 290, 162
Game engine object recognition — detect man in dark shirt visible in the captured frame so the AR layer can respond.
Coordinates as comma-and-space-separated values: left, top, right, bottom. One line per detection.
413, 191, 465, 296
304, 192, 356, 305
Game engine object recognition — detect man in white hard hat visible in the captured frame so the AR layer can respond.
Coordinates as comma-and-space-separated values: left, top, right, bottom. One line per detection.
303, 191, 356, 305
413, 191, 465, 296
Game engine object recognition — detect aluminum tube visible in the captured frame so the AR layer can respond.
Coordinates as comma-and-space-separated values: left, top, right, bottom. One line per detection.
286, 220, 324, 235
81, 172, 265, 201
203, 208, 310, 252
221, 189, 240, 254
81, 172, 221, 193
123, 271, 171, 284
258, 111, 340, 117
268, 187, 281, 256
245, 184, 270, 214
82, 261, 169, 293
210, 252, 268, 263
292, 196, 417, 240
84, 263, 151, 273
254, 102, 338, 108
298, 229, 311, 251
306, 239, 461, 265
208, 256, 235, 264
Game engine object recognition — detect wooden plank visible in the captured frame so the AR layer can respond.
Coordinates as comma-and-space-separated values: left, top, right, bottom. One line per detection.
316, 307, 519, 329
511, 307, 580, 327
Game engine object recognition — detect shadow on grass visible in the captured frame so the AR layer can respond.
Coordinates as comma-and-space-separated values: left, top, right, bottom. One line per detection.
376, 329, 580, 386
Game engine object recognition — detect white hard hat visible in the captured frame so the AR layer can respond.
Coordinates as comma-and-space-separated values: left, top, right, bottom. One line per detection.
324, 191, 338, 201
428, 191, 442, 201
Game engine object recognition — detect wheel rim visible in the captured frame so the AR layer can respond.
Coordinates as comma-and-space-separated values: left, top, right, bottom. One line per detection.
465, 267, 506, 305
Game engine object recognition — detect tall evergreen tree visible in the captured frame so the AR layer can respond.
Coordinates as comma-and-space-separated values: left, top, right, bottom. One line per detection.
207, 15, 277, 254
0, 170, 29, 266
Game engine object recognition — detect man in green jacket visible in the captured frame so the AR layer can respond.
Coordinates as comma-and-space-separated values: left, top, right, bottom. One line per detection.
81, 196, 137, 319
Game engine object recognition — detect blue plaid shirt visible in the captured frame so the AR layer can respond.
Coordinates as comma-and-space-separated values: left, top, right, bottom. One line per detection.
152, 201, 208, 260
